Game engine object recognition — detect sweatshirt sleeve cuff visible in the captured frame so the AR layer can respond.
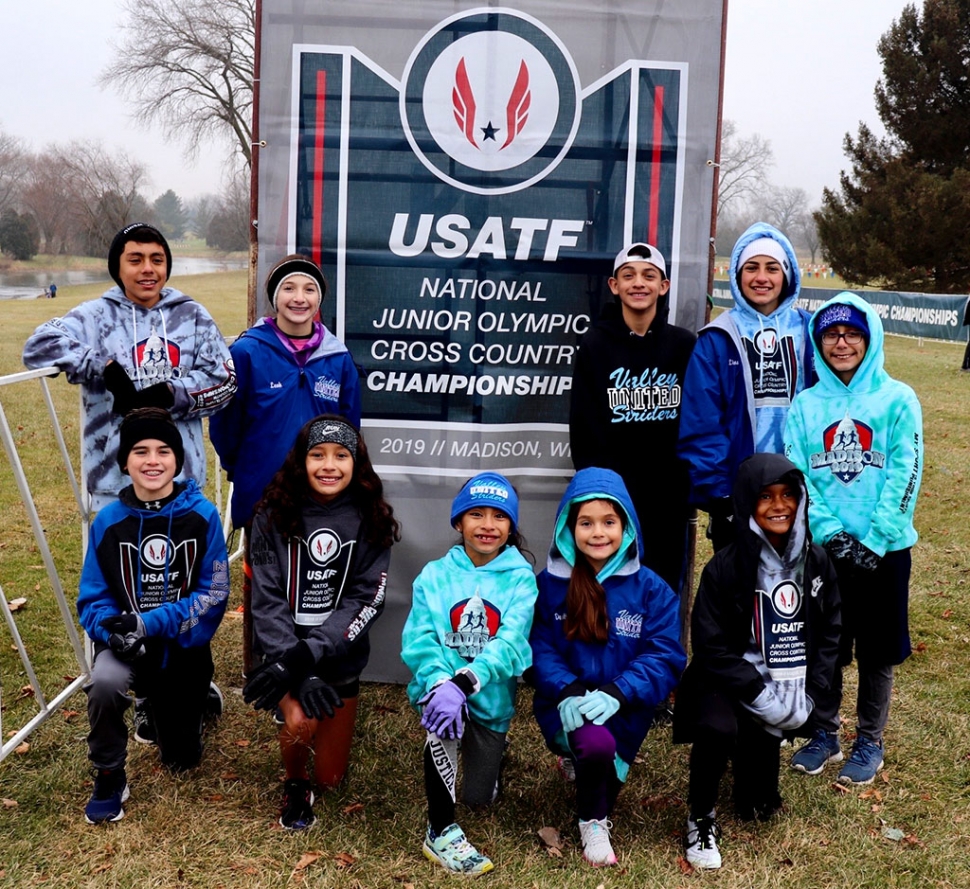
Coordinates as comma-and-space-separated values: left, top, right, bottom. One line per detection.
452, 668, 480, 696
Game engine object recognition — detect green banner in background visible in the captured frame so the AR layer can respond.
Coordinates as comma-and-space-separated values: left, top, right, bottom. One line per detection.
712, 282, 968, 343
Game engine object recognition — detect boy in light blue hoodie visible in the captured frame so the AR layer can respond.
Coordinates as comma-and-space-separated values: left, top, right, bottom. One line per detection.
678, 223, 813, 550
784, 293, 923, 785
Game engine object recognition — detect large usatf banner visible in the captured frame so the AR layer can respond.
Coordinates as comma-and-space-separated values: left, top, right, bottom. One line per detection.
257, 2, 725, 679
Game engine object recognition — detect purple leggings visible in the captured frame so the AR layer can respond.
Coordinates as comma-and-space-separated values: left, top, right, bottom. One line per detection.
569, 722, 622, 820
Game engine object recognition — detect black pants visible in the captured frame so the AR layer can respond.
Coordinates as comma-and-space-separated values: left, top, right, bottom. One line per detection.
686, 687, 781, 818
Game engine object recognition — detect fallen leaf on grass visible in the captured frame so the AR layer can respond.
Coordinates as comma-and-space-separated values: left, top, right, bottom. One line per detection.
903, 834, 926, 848
860, 788, 882, 801
62, 710, 80, 722
777, 857, 794, 866
942, 609, 954, 619
235, 739, 251, 748
90, 863, 112, 875
220, 772, 239, 781
881, 826, 906, 842
33, 583, 41, 592
676, 855, 693, 874
832, 782, 850, 794
18, 685, 35, 699
537, 827, 562, 849
2, 799, 17, 808
333, 852, 356, 869
880, 771, 891, 785
6, 597, 27, 612
640, 793, 680, 810
292, 852, 322, 871
915, 642, 927, 653
342, 802, 364, 815
14, 743, 29, 755
206, 794, 224, 802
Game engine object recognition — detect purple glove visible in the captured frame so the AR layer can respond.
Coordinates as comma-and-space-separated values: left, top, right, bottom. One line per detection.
419, 680, 467, 739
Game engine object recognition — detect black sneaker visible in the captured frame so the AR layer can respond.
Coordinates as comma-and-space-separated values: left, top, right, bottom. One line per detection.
205, 681, 224, 720
279, 778, 316, 830
133, 701, 157, 746
84, 768, 130, 824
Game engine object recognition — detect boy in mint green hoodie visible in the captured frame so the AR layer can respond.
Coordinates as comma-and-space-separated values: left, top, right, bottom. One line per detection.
784, 293, 923, 786
401, 473, 538, 876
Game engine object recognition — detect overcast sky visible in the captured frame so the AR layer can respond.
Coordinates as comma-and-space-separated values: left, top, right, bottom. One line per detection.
0, 0, 913, 206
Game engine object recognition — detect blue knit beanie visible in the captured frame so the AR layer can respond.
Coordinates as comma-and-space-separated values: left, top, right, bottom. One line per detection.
814, 302, 870, 346
450, 472, 519, 531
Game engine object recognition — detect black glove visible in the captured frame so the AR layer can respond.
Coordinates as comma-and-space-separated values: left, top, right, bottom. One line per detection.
705, 496, 735, 549
297, 675, 343, 720
103, 361, 139, 416
824, 531, 855, 562
100, 612, 146, 661
136, 382, 175, 409
242, 641, 314, 711
848, 538, 882, 572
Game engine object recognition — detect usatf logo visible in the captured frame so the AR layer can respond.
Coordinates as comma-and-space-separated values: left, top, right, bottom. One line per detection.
306, 529, 341, 566
141, 534, 171, 569
754, 329, 778, 355
771, 581, 800, 618
400, 8, 581, 194
810, 412, 886, 485
444, 592, 501, 660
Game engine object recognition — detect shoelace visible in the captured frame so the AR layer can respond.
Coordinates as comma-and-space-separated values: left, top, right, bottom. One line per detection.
695, 818, 721, 849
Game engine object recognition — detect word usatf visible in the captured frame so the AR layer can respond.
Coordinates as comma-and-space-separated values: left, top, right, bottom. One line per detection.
389, 214, 586, 261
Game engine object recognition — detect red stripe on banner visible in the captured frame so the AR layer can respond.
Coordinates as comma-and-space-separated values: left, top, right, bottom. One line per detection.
312, 70, 327, 267
648, 86, 664, 245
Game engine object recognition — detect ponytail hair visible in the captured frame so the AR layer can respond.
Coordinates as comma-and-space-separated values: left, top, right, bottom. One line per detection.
563, 499, 620, 644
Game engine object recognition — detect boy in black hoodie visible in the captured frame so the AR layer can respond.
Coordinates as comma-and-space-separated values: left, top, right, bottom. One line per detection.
672, 453, 840, 869
569, 243, 696, 596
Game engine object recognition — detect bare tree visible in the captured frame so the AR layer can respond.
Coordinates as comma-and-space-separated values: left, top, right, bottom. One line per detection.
717, 119, 774, 217
755, 185, 809, 236
100, 0, 255, 169
21, 151, 72, 254
797, 212, 822, 264
0, 127, 28, 214
47, 142, 150, 256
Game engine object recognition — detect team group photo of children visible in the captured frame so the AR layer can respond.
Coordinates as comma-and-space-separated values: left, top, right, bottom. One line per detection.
2, 213, 934, 885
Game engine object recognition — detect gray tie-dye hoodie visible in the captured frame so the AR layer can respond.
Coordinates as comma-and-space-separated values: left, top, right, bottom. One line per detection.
23, 285, 236, 510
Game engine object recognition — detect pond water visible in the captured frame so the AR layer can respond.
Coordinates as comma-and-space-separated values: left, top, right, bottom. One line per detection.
0, 256, 247, 300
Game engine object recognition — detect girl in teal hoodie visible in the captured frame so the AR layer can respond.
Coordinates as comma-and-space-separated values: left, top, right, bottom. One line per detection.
784, 293, 923, 786
401, 472, 538, 876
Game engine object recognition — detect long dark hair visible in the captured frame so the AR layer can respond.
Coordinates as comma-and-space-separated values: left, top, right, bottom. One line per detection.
563, 498, 622, 644
256, 414, 400, 549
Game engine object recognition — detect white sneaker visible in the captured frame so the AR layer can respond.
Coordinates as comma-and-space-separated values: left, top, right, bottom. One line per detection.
578, 817, 617, 867
685, 812, 722, 869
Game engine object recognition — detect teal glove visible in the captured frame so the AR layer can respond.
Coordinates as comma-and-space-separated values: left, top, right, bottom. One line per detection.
578, 690, 621, 725
557, 696, 585, 733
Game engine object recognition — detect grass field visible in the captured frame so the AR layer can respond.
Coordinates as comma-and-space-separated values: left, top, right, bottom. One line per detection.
0, 275, 968, 887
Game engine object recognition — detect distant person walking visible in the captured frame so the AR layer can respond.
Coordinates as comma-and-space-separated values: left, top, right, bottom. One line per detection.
49, 282, 57, 298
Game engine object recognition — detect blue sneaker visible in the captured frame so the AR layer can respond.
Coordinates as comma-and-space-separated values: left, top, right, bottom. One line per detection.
84, 768, 130, 824
837, 736, 884, 785
790, 730, 843, 775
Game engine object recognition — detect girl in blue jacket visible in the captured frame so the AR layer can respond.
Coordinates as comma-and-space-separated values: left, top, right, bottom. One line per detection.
530, 467, 686, 867
401, 473, 538, 877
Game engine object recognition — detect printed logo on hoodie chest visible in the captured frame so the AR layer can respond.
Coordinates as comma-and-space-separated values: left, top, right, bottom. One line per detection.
290, 529, 355, 625
132, 326, 180, 381
614, 609, 643, 638
445, 592, 501, 661
810, 412, 885, 485
606, 366, 681, 423
119, 534, 199, 610
742, 328, 797, 403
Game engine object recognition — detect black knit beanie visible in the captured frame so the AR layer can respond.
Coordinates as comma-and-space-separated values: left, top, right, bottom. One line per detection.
117, 407, 184, 475
108, 223, 173, 290
266, 254, 327, 309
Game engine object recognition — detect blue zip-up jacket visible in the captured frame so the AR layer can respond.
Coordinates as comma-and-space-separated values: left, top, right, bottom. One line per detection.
77, 480, 230, 649
678, 223, 813, 508
784, 292, 923, 554
402, 544, 539, 734
209, 318, 361, 527
530, 468, 686, 766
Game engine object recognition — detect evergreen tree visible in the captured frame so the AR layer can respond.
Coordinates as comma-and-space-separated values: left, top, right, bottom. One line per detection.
816, 0, 970, 293
153, 189, 189, 240
0, 209, 40, 261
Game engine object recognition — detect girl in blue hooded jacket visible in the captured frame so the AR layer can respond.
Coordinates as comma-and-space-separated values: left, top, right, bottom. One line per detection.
401, 472, 538, 877
530, 467, 686, 867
